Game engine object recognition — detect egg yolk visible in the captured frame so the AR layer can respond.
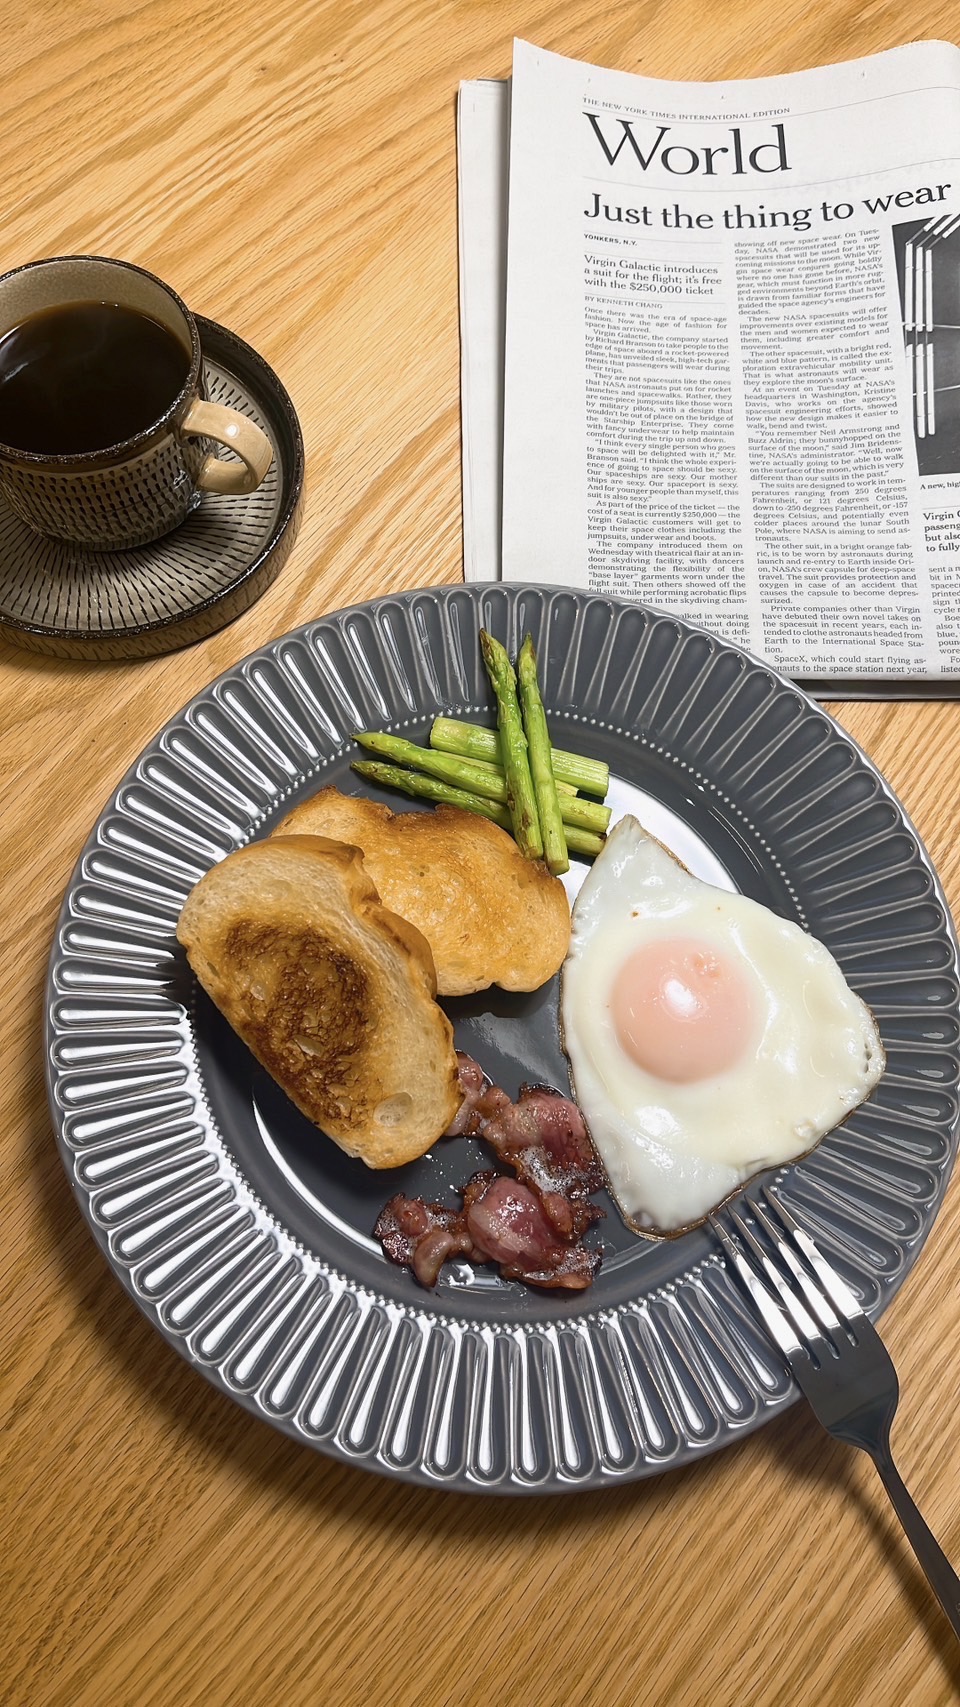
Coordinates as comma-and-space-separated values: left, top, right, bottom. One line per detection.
611, 936, 757, 1083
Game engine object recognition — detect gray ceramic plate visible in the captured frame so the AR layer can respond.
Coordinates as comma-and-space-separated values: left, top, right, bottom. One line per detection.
46, 584, 960, 1492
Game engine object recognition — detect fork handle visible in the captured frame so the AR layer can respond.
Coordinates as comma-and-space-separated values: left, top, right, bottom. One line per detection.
872, 1448, 960, 1639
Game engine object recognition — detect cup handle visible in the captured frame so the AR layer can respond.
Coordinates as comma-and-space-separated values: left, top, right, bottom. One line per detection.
181, 398, 274, 495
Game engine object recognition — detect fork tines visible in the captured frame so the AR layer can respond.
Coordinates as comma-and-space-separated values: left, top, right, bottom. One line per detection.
709, 1187, 864, 1364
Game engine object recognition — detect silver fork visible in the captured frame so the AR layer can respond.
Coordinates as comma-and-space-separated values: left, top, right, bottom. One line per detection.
710, 1186, 960, 1639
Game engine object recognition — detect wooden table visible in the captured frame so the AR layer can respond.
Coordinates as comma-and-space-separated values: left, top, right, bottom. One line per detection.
3, 3, 960, 1703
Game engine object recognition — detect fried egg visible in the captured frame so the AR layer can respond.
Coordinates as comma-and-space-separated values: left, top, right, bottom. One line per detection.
560, 816, 885, 1234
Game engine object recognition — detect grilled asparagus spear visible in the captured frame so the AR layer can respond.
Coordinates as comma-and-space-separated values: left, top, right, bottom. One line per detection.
478, 630, 542, 860
517, 634, 567, 875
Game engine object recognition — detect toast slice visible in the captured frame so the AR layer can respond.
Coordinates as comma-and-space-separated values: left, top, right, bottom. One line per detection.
271, 789, 571, 996
176, 835, 460, 1168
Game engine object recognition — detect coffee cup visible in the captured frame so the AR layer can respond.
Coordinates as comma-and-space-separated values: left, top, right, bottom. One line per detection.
0, 254, 274, 550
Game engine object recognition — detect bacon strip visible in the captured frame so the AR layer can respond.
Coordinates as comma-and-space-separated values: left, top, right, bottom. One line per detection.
454, 1073, 606, 1242
374, 1054, 605, 1291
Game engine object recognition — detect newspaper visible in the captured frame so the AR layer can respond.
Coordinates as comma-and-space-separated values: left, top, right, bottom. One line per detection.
458, 38, 960, 692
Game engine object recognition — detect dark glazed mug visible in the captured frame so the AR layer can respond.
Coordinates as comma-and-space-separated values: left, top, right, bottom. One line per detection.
0, 254, 274, 550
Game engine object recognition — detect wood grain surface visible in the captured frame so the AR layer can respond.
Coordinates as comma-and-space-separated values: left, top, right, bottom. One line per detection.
3, 3, 960, 1704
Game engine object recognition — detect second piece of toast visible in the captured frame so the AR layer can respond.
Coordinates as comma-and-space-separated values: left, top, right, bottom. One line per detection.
271, 789, 571, 996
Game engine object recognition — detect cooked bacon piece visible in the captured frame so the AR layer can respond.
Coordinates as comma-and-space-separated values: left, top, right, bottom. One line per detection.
376, 1055, 606, 1292
487, 1084, 605, 1216
465, 1174, 551, 1264
377, 1172, 600, 1291
375, 1190, 482, 1288
464, 1174, 600, 1290
499, 1085, 601, 1173
443, 1054, 487, 1134
411, 1226, 471, 1289
444, 1053, 510, 1135
445, 1054, 606, 1241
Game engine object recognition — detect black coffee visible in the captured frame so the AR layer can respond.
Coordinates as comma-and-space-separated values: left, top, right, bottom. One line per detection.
0, 299, 191, 455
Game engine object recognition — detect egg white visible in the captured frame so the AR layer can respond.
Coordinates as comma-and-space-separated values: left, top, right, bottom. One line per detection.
560, 816, 885, 1234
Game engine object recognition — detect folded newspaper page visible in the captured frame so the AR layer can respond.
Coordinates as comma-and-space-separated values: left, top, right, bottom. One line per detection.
466, 38, 960, 688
